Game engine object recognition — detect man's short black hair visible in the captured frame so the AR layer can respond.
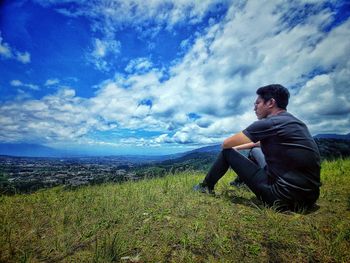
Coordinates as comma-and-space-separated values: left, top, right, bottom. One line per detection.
256, 84, 290, 110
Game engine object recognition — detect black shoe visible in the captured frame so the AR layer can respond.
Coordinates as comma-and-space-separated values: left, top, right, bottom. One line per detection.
193, 183, 214, 194
230, 177, 245, 187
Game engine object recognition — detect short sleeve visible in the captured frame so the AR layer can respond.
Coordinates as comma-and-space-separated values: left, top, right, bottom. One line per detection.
243, 118, 277, 142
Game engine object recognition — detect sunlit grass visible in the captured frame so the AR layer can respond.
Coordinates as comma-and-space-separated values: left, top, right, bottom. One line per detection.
1, 160, 349, 262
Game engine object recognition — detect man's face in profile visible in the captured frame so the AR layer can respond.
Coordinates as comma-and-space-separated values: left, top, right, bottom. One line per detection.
254, 96, 270, 120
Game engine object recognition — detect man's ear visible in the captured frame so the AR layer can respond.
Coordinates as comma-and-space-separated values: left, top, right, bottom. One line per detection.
267, 98, 276, 108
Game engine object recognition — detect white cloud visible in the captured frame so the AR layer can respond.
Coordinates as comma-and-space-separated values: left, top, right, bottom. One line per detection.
89, 78, 163, 130
125, 58, 153, 73
154, 134, 172, 144
290, 70, 350, 134
10, 80, 39, 90
10, 80, 22, 87
16, 51, 31, 64
0, 34, 12, 58
0, 87, 93, 144
44, 78, 60, 86
92, 38, 107, 58
47, 0, 232, 30
88, 38, 121, 71
0, 32, 31, 64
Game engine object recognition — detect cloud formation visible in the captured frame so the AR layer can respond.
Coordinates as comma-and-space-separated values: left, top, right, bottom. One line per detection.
49, 0, 230, 29
1, 0, 349, 153
0, 32, 31, 64
10, 80, 39, 90
44, 78, 60, 86
87, 38, 121, 71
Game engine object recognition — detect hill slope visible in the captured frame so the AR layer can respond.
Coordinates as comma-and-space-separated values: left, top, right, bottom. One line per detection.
1, 159, 349, 262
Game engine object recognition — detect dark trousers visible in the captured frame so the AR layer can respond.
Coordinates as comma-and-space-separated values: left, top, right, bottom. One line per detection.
203, 148, 279, 206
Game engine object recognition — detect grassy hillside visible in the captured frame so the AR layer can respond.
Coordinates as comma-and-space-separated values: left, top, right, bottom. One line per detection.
0, 159, 349, 262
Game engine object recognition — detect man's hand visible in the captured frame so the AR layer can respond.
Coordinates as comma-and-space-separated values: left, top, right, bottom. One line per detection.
222, 132, 252, 149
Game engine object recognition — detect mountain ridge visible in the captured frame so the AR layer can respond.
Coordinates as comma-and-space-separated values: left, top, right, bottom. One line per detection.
314, 133, 350, 140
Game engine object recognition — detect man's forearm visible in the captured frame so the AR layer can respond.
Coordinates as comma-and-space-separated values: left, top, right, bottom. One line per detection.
234, 141, 260, 150
222, 131, 252, 149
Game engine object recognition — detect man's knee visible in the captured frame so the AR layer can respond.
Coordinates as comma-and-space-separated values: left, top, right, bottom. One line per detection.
221, 148, 239, 156
250, 147, 262, 158
221, 148, 244, 164
249, 147, 266, 168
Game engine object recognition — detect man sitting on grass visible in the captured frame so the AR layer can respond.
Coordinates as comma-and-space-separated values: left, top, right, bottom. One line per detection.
194, 84, 321, 211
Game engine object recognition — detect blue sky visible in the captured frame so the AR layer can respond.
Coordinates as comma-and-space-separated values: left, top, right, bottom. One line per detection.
0, 0, 349, 155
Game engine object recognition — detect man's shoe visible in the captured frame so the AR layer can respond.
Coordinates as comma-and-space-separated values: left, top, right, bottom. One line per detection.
193, 183, 214, 194
230, 177, 245, 187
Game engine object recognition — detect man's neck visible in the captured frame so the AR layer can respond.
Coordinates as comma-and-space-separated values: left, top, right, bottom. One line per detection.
268, 108, 286, 117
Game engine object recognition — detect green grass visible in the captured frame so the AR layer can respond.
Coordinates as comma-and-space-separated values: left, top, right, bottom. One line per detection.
1, 159, 349, 262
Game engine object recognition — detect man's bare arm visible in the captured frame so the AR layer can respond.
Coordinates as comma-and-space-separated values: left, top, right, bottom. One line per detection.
222, 132, 252, 149
234, 141, 260, 150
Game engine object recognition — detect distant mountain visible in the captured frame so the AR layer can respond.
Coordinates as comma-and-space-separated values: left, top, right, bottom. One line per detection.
0, 143, 67, 157
314, 133, 350, 140
187, 144, 221, 154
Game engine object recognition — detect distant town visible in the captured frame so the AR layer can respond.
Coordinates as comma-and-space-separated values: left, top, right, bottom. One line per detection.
0, 155, 143, 194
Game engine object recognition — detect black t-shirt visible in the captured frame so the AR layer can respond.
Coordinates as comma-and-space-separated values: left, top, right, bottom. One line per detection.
243, 112, 321, 202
